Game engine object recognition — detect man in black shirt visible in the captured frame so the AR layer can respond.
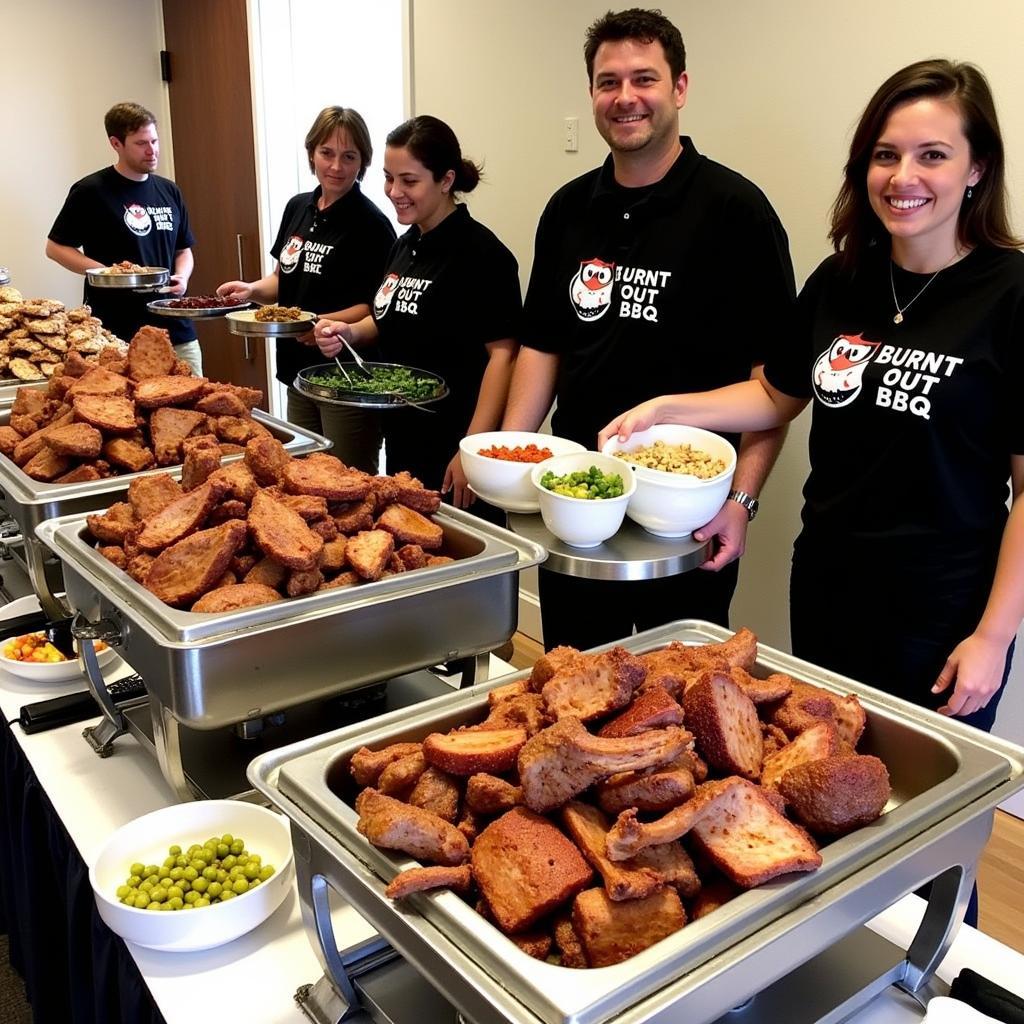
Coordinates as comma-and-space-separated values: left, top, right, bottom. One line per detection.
46, 102, 202, 372
502, 8, 795, 649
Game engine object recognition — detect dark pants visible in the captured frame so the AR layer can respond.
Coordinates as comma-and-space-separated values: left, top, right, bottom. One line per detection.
538, 561, 739, 652
286, 387, 382, 474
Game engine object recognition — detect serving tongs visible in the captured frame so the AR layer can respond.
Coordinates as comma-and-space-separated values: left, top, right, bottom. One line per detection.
338, 337, 436, 413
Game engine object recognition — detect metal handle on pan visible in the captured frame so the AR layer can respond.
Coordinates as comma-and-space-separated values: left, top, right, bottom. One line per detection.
72, 613, 126, 756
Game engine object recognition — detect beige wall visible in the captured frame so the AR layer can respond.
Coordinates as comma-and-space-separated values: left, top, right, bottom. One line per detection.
0, 0, 169, 306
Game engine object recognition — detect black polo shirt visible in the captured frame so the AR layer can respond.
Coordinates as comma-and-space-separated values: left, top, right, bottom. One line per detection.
370, 204, 522, 488
270, 183, 395, 385
49, 167, 197, 345
522, 137, 795, 447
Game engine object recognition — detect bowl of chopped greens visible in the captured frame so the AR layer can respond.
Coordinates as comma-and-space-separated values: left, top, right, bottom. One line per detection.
295, 363, 448, 409
530, 451, 635, 548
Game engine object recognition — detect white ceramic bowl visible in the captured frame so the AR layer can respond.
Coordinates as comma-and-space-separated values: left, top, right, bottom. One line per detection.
601, 424, 737, 538
530, 451, 635, 548
459, 431, 586, 512
0, 634, 118, 683
90, 799, 294, 952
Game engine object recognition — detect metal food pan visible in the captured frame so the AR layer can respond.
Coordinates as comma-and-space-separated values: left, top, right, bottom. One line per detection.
294, 363, 450, 410
85, 267, 169, 289
147, 299, 253, 319
36, 506, 546, 729
248, 621, 1024, 1024
225, 309, 316, 336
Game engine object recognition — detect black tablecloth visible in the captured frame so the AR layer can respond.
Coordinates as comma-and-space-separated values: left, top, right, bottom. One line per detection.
0, 716, 165, 1024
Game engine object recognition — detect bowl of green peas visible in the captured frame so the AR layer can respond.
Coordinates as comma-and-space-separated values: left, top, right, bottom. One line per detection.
530, 451, 635, 548
89, 799, 294, 952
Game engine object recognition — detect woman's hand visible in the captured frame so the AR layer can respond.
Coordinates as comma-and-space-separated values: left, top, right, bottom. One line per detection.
217, 280, 252, 303
597, 398, 666, 450
443, 452, 474, 509
931, 631, 1008, 718
313, 319, 352, 358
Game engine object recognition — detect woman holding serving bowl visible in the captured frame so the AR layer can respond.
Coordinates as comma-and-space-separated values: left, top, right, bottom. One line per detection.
314, 115, 520, 518
600, 59, 1024, 736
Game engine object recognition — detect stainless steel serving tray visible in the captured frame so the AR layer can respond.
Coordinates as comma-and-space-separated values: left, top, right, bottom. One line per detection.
294, 362, 449, 410
147, 298, 252, 319
37, 506, 546, 729
248, 621, 1024, 1024
225, 309, 316, 336
85, 266, 169, 289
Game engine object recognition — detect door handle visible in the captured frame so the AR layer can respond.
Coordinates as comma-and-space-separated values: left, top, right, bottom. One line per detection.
236, 233, 245, 278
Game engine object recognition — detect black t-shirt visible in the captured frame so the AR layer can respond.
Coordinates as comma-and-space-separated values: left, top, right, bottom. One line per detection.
270, 183, 395, 386
370, 204, 522, 488
765, 246, 1024, 559
48, 167, 197, 344
522, 137, 795, 447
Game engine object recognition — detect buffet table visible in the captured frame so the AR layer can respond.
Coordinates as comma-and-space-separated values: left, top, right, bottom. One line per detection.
2, 609, 1024, 1023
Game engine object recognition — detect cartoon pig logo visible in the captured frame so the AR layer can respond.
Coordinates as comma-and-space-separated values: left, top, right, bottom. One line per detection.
569, 258, 615, 322
123, 203, 152, 237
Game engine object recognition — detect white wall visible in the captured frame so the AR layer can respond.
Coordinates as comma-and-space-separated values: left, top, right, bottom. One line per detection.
409, 0, 1024, 798
0, 0, 169, 306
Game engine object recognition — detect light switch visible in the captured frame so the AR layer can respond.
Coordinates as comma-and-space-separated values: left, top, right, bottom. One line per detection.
564, 116, 579, 152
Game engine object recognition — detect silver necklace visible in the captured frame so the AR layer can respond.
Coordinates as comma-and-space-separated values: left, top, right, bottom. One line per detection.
888, 254, 957, 325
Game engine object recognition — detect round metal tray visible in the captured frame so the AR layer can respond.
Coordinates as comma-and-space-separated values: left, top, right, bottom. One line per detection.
225, 309, 316, 336
294, 362, 449, 410
148, 299, 252, 319
86, 267, 169, 289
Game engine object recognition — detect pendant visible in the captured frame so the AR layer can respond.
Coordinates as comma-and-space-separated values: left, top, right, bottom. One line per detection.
893, 312, 904, 325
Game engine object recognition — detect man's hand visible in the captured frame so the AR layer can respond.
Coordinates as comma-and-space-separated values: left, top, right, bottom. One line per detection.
693, 499, 749, 571
313, 319, 352, 358
217, 280, 252, 304
443, 452, 474, 508
932, 631, 1008, 718
597, 398, 665, 450
167, 274, 188, 297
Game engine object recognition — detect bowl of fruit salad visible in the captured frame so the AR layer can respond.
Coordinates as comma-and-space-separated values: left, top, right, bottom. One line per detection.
0, 630, 116, 684
90, 799, 294, 952
530, 451, 635, 548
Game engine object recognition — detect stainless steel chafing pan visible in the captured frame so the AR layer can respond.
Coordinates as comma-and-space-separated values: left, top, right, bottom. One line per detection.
0, 408, 328, 617
36, 507, 546, 800
247, 621, 1024, 1024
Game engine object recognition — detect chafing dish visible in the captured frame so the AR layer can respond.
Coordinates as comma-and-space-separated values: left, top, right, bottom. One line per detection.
247, 621, 1024, 1024
0, 409, 328, 618
36, 507, 545, 801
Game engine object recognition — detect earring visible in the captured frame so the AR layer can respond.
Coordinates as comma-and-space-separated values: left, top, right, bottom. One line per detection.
966, 186, 974, 200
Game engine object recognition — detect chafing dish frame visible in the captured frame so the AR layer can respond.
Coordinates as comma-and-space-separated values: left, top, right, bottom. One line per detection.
36, 506, 546, 801
247, 621, 1024, 1024
0, 408, 329, 618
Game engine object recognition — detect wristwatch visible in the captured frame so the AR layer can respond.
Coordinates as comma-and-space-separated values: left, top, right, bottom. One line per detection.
727, 489, 759, 521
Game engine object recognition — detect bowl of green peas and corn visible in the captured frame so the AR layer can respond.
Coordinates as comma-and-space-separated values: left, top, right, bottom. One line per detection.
90, 799, 294, 952
530, 451, 635, 548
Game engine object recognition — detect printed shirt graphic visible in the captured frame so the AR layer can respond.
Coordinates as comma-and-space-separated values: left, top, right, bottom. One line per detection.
279, 235, 304, 273
811, 334, 881, 407
569, 258, 615, 321
373, 273, 401, 319
123, 203, 153, 236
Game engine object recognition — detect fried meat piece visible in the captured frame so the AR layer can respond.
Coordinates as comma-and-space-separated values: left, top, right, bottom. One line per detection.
65, 367, 131, 398
408, 767, 461, 822
394, 543, 427, 570
283, 455, 372, 502
0, 425, 23, 457
72, 393, 136, 433
97, 545, 128, 570
518, 717, 691, 814
684, 671, 763, 780
127, 474, 183, 520
727, 666, 794, 704
181, 443, 222, 490
136, 480, 225, 551
487, 679, 529, 705
541, 646, 646, 722
86, 501, 138, 544
480, 693, 549, 736
10, 387, 48, 418
367, 474, 399, 512
276, 493, 329, 520
13, 410, 75, 465
54, 463, 103, 484
465, 774, 522, 815
377, 751, 429, 796
243, 556, 289, 590
318, 538, 348, 573
471, 807, 592, 933
760, 720, 842, 792
127, 325, 176, 380
640, 629, 759, 698
244, 435, 290, 485
598, 687, 684, 738
150, 407, 208, 465
207, 461, 258, 504
596, 767, 695, 816
190, 582, 284, 613
21, 447, 71, 480
510, 932, 554, 961
385, 864, 472, 900
143, 519, 249, 607
134, 374, 208, 408
562, 801, 664, 902
9, 412, 41, 436
690, 878, 738, 920
572, 887, 686, 968
355, 787, 469, 867
350, 742, 423, 787
346, 529, 394, 581
212, 415, 262, 445
102, 435, 155, 472
553, 915, 588, 968
375, 503, 443, 550
767, 680, 867, 747
318, 569, 361, 591
778, 755, 890, 836
332, 498, 374, 534
248, 489, 323, 571
195, 388, 248, 417
391, 471, 442, 514
423, 728, 526, 775
127, 552, 155, 583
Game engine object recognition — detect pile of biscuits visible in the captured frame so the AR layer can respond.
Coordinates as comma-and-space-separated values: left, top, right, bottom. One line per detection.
0, 287, 123, 381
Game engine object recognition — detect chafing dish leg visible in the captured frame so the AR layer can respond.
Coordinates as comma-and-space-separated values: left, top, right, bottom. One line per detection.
150, 701, 199, 801
25, 537, 68, 621
457, 652, 492, 689
75, 613, 127, 757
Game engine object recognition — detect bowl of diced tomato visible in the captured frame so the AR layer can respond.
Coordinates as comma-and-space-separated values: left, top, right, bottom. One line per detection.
459, 431, 586, 512
0, 631, 116, 684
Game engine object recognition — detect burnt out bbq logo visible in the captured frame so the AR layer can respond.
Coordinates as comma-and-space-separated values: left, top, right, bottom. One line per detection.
373, 273, 401, 319
569, 258, 615, 322
123, 203, 152, 237
811, 334, 881, 407
279, 235, 304, 274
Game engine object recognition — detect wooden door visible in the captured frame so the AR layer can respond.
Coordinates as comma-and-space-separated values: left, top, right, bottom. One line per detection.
161, 0, 268, 403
